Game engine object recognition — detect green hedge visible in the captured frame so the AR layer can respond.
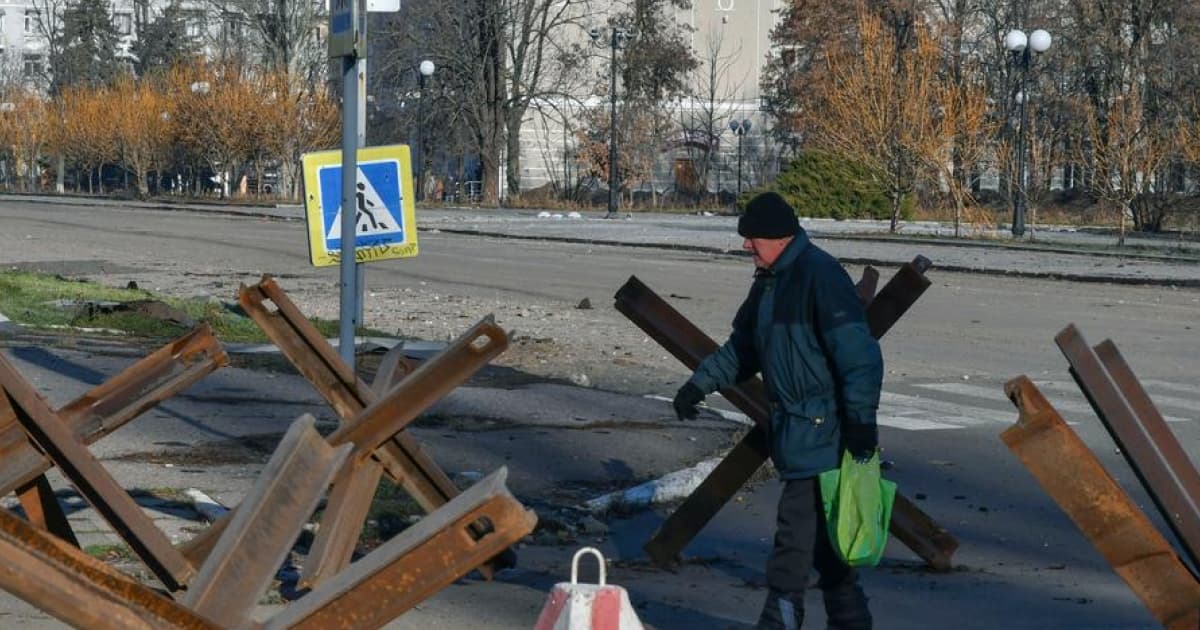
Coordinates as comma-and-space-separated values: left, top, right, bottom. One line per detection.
740, 150, 912, 220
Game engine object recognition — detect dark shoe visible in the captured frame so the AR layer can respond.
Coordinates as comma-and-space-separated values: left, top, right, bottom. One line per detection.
756, 590, 804, 630
823, 582, 871, 630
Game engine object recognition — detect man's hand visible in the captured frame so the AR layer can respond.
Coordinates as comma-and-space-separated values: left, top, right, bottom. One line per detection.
842, 423, 878, 463
672, 382, 705, 421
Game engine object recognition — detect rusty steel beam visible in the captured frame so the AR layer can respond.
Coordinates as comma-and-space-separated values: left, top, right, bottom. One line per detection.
238, 278, 461, 514
181, 316, 509, 584
855, 265, 880, 305
55, 325, 229, 443
616, 259, 957, 570
866, 255, 932, 338
326, 318, 507, 451
0, 326, 227, 496
183, 415, 352, 628
263, 467, 537, 630
1056, 324, 1200, 573
0, 358, 195, 592
15, 475, 79, 548
241, 279, 366, 419
0, 508, 220, 630
1002, 376, 1200, 629
300, 317, 508, 587
298, 459, 384, 588
370, 343, 420, 398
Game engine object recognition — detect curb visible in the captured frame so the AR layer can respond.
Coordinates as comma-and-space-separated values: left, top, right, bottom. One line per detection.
0, 193, 304, 221
430, 228, 1200, 288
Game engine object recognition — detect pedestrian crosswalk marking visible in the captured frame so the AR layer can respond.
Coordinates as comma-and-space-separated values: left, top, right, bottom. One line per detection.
880, 391, 1010, 426
656, 378, 1196, 432
326, 169, 399, 242
912, 381, 1193, 423
1029, 380, 1195, 422
877, 415, 962, 431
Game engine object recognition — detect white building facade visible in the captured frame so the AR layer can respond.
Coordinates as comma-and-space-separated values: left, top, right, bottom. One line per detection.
512, 0, 789, 200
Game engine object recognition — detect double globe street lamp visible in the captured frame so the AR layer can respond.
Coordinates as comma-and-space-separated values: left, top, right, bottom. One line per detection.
728, 118, 752, 196
589, 26, 636, 219
1004, 28, 1052, 237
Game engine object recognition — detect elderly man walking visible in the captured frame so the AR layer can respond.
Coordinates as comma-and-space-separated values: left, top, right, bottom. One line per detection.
672, 192, 882, 629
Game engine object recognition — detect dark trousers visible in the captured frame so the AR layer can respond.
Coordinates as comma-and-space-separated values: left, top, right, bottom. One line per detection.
757, 477, 871, 630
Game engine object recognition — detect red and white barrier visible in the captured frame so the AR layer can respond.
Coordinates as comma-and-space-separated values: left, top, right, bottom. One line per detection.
533, 547, 645, 630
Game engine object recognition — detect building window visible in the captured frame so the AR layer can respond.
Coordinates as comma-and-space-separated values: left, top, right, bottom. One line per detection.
114, 12, 132, 35
184, 11, 205, 39
24, 9, 38, 34
22, 54, 43, 78
222, 13, 241, 40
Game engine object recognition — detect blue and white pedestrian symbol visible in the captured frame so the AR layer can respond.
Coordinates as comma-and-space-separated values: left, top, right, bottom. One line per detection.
318, 160, 406, 251
301, 145, 417, 267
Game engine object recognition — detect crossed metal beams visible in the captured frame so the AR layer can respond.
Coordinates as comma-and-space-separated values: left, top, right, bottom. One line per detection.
1003, 324, 1200, 628
614, 256, 959, 571
0, 278, 535, 629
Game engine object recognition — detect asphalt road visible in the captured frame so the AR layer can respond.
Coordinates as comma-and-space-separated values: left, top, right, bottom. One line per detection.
1, 198, 1198, 628
2, 198, 1195, 380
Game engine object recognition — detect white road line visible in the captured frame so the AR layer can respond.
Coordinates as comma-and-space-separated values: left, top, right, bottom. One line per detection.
1033, 380, 1196, 422
913, 381, 1100, 417
1141, 380, 1200, 396
879, 391, 1011, 426
877, 415, 964, 431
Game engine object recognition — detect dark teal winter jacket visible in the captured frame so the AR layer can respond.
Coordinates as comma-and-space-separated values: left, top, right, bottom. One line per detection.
688, 229, 883, 480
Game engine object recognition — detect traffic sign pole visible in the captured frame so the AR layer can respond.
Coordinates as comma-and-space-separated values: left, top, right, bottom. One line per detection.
331, 0, 362, 367
328, 0, 400, 368
355, 56, 367, 327
339, 53, 358, 368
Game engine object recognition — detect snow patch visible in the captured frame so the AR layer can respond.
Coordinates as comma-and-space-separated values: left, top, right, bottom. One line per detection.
582, 456, 722, 514
185, 488, 229, 522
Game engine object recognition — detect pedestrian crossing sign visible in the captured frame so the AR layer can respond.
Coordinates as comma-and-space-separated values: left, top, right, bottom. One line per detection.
301, 144, 418, 267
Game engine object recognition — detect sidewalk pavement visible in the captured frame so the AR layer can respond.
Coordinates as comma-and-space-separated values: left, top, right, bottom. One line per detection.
4, 192, 1199, 285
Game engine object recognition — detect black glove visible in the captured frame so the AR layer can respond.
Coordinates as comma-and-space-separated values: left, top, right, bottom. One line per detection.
842, 423, 878, 462
672, 382, 705, 421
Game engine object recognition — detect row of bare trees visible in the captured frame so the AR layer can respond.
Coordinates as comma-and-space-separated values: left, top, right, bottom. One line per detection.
0, 61, 338, 198
764, 0, 1200, 235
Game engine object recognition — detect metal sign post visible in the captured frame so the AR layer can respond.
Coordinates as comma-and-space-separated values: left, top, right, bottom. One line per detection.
327, 0, 401, 368
330, 0, 362, 367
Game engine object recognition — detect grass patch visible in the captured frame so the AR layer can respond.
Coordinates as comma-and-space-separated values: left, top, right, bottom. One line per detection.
326, 478, 427, 550
84, 543, 135, 562
0, 270, 383, 342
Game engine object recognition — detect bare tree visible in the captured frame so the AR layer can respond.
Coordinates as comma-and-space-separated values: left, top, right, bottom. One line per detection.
202, 0, 326, 90
679, 26, 743, 201
375, 0, 595, 204
1077, 90, 1175, 244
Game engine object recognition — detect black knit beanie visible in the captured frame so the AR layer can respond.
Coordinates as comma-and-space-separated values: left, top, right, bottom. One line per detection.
738, 192, 799, 239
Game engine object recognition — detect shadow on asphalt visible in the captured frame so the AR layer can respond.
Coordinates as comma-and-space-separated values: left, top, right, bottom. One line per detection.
10, 345, 242, 442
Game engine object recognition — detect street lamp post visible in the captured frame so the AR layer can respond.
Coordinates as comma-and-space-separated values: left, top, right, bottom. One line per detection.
590, 26, 635, 219
414, 59, 435, 201
728, 118, 752, 196
1005, 28, 1052, 238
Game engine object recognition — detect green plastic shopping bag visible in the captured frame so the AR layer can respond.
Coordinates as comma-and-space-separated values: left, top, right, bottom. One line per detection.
818, 449, 897, 567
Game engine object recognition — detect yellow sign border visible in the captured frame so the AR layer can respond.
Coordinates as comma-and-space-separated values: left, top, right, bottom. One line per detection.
301, 144, 418, 267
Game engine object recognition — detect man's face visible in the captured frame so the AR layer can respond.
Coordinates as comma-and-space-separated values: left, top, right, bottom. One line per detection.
743, 236, 793, 268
